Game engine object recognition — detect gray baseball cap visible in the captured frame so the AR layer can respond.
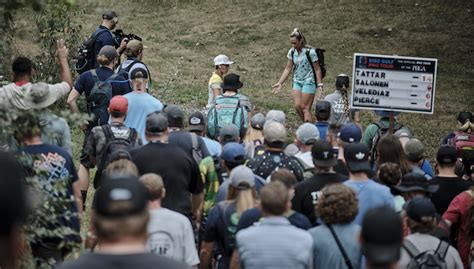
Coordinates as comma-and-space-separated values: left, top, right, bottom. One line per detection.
263, 121, 286, 143
265, 110, 286, 125
296, 123, 320, 145
229, 165, 255, 190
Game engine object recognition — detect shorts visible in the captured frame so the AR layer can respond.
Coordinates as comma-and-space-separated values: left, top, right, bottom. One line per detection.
293, 81, 316, 94
80, 129, 92, 168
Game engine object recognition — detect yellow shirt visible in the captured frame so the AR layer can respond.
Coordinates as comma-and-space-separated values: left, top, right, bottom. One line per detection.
207, 72, 223, 108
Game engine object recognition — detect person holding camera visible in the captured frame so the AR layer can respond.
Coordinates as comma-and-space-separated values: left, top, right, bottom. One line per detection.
90, 10, 128, 69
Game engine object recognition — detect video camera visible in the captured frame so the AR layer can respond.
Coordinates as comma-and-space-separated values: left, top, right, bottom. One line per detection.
113, 29, 142, 45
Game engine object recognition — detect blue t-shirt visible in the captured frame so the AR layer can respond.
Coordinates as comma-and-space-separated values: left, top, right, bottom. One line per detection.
202, 137, 222, 157
74, 66, 131, 99
237, 207, 311, 231
287, 47, 318, 84
315, 122, 329, 140
92, 26, 115, 69
344, 179, 394, 225
22, 144, 80, 242
124, 92, 163, 143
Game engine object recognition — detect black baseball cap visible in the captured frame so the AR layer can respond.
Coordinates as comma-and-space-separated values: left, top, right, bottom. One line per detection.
336, 74, 349, 88
94, 176, 148, 218
219, 124, 240, 143
315, 100, 331, 119
188, 111, 206, 132
311, 140, 337, 167
164, 104, 185, 128
145, 112, 168, 135
130, 67, 148, 80
361, 206, 403, 264
102, 10, 118, 20
344, 143, 371, 173
405, 197, 436, 223
436, 145, 457, 165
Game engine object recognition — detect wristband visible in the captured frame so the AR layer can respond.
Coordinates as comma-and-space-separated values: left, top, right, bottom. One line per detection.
317, 83, 323, 87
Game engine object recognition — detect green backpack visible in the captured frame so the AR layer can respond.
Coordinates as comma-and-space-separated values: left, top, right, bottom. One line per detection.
207, 94, 249, 140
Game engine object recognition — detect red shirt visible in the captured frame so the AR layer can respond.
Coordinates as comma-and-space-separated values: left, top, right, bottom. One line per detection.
443, 190, 473, 269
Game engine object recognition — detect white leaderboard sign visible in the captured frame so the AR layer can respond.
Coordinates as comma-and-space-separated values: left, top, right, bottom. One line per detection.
351, 53, 438, 114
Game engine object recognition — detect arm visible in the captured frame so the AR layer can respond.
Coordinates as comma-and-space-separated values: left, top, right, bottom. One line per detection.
67, 88, 81, 113
56, 39, 73, 89
212, 88, 221, 99
313, 61, 324, 99
199, 241, 213, 269
192, 192, 204, 218
72, 180, 83, 214
272, 59, 293, 93
230, 250, 240, 269
116, 38, 129, 55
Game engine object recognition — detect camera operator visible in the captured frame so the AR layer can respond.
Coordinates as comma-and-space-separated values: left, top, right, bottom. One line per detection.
90, 10, 128, 69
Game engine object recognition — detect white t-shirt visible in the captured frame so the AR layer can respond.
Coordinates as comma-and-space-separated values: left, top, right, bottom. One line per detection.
146, 208, 199, 267
295, 151, 314, 169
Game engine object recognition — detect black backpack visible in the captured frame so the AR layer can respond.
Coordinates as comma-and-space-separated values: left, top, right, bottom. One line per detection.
75, 29, 109, 74
86, 70, 118, 127
291, 47, 327, 79
370, 121, 404, 166
93, 125, 138, 188
403, 240, 449, 269
117, 59, 152, 81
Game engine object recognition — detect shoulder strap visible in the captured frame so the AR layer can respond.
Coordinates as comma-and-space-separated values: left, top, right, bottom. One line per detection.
91, 29, 108, 41
127, 127, 137, 143
327, 224, 354, 269
90, 69, 99, 83
402, 240, 420, 258
191, 133, 199, 150
217, 202, 232, 256
106, 73, 120, 82
435, 240, 450, 260
305, 47, 317, 82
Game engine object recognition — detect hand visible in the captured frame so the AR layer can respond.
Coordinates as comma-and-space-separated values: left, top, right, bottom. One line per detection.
56, 39, 68, 60
272, 82, 282, 94
119, 38, 129, 49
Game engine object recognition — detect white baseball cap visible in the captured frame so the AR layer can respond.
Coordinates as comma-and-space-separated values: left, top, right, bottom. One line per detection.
214, 54, 234, 66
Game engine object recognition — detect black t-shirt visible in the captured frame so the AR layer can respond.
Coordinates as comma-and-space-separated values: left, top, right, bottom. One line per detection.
236, 207, 311, 232
430, 176, 474, 215
247, 150, 305, 182
334, 159, 349, 176
56, 252, 190, 269
130, 142, 204, 217
168, 130, 210, 163
291, 172, 348, 224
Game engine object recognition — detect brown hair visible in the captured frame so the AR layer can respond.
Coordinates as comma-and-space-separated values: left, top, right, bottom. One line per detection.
93, 210, 149, 242
377, 134, 412, 175
139, 173, 164, 201
226, 184, 258, 216
104, 159, 139, 178
243, 127, 263, 144
97, 54, 114, 66
260, 181, 288, 216
270, 168, 297, 188
406, 215, 436, 234
316, 184, 358, 225
378, 162, 402, 187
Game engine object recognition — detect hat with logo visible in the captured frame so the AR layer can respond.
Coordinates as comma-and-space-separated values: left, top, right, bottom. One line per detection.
24, 82, 66, 109
361, 206, 403, 264
94, 175, 148, 218
188, 111, 206, 132
315, 100, 331, 119
145, 112, 168, 135
98, 45, 118, 59
102, 10, 118, 20
108, 95, 128, 114
344, 142, 371, 172
311, 140, 337, 167
219, 124, 240, 143
213, 54, 234, 66
392, 172, 439, 194
251, 113, 265, 130
436, 145, 457, 165
221, 142, 246, 164
296, 123, 320, 145
404, 138, 425, 162
164, 104, 185, 128
222, 73, 243, 90
339, 123, 362, 143
405, 197, 436, 223
265, 110, 286, 125
229, 165, 255, 190
130, 67, 148, 80
264, 121, 287, 143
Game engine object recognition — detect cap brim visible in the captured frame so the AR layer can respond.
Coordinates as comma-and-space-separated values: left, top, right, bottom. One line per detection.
346, 160, 371, 172
222, 82, 243, 90
188, 125, 205, 132
392, 184, 439, 193
314, 158, 337, 168
363, 242, 401, 264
